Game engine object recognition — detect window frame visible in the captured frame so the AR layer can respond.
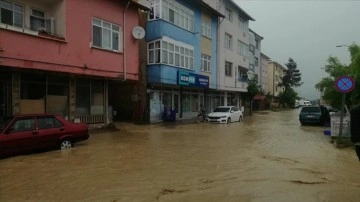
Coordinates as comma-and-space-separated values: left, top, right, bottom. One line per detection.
92, 17, 122, 52
148, 37, 194, 70
225, 7, 232, 22
201, 53, 211, 72
238, 15, 247, 30
158, 0, 194, 32
201, 18, 211, 38
225, 33, 232, 50
225, 61, 232, 77
0, 0, 24, 28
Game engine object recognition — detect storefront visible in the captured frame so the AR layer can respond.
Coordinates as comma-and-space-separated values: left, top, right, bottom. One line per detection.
148, 70, 210, 123
1, 69, 108, 125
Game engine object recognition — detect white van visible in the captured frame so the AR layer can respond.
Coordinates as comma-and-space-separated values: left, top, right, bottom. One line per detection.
299, 100, 311, 107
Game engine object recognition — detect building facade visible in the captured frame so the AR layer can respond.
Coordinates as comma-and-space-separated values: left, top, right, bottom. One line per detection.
249, 29, 263, 80
268, 61, 286, 99
0, 0, 146, 125
260, 53, 270, 93
203, 0, 255, 109
144, 0, 223, 122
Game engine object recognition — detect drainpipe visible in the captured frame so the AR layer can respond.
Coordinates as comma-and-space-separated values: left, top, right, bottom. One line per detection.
122, 1, 131, 81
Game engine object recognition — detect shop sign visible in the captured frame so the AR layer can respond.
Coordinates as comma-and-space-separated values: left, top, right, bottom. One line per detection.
178, 70, 209, 88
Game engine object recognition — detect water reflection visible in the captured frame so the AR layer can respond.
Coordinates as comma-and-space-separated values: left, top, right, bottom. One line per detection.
1, 109, 359, 202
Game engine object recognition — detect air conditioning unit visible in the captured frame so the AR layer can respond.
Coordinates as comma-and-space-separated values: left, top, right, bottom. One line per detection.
45, 17, 55, 34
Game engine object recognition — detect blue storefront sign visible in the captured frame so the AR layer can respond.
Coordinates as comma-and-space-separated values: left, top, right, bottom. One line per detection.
178, 70, 209, 88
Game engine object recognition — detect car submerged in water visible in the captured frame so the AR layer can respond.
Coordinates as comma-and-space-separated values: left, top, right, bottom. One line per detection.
299, 106, 330, 126
0, 114, 89, 157
206, 106, 243, 124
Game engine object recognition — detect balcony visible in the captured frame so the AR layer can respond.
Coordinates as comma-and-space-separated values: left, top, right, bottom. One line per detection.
0, 0, 66, 40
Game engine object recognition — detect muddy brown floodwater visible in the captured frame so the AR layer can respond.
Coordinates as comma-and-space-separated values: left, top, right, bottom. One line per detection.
1, 109, 360, 202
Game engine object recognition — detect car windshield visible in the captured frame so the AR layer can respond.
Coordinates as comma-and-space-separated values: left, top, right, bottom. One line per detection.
213, 107, 230, 112
0, 116, 13, 132
301, 107, 320, 113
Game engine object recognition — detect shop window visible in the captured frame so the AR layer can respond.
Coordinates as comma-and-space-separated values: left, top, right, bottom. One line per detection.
162, 92, 172, 110
20, 73, 46, 99
91, 80, 104, 115
46, 75, 69, 116
75, 79, 90, 116
191, 94, 198, 112
181, 94, 190, 113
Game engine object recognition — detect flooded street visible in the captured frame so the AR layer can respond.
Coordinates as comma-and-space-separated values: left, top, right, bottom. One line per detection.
1, 109, 360, 202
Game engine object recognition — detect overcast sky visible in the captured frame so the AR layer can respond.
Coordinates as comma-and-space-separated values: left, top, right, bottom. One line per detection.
235, 0, 360, 100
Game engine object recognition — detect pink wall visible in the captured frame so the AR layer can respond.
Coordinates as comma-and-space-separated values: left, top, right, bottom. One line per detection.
0, 0, 141, 80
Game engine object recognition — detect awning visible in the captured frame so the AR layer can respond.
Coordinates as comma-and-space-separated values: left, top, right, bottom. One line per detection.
254, 95, 266, 101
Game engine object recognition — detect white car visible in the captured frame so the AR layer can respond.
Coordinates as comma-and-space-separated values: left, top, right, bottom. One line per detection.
206, 106, 243, 124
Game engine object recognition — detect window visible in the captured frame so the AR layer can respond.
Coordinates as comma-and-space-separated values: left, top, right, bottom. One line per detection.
255, 39, 260, 49
225, 8, 232, 22
225, 61, 232, 77
148, 38, 194, 70
255, 57, 259, 67
201, 19, 211, 38
30, 9, 45, 31
149, 0, 161, 20
11, 118, 35, 132
37, 117, 63, 129
160, 0, 194, 32
225, 33, 232, 50
237, 40, 248, 57
201, 54, 211, 72
238, 15, 247, 30
0, 0, 24, 28
92, 18, 121, 51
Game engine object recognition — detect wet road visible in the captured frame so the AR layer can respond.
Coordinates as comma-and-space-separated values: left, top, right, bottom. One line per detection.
1, 109, 360, 202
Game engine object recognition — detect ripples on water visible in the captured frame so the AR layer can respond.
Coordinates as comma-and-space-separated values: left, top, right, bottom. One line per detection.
1, 109, 359, 202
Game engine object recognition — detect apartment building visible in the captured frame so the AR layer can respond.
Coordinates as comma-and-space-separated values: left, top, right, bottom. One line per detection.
0, 0, 147, 125
260, 53, 270, 93
268, 61, 286, 98
249, 29, 263, 79
143, 0, 223, 122
203, 0, 254, 109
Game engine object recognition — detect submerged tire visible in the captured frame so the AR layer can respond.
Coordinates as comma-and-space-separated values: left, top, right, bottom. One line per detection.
59, 139, 73, 150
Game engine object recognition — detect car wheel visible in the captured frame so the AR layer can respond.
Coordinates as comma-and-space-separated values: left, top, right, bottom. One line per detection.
59, 139, 73, 150
227, 117, 231, 124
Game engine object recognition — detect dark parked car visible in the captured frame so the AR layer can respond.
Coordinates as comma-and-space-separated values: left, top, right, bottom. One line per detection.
0, 114, 89, 157
299, 106, 330, 126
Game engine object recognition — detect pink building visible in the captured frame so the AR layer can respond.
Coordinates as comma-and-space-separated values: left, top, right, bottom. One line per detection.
0, 0, 148, 125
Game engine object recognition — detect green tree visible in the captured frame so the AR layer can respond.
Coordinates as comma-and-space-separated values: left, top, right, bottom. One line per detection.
315, 44, 360, 109
278, 87, 298, 107
278, 58, 303, 107
246, 74, 261, 115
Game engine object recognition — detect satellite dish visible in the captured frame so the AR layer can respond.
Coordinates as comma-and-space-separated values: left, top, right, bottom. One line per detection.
132, 26, 145, 40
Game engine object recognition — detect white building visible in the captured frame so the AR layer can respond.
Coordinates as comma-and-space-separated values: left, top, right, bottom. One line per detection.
203, 0, 255, 109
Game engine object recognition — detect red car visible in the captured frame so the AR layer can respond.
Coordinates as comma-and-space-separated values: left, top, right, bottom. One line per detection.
0, 114, 89, 157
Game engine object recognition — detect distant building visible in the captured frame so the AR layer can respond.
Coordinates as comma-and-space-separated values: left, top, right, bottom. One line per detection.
268, 61, 286, 100
260, 53, 271, 93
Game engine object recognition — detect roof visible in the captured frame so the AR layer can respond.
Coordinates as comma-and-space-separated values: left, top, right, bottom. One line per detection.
261, 53, 271, 60
129, 0, 151, 11
228, 0, 255, 21
249, 29, 264, 40
195, 0, 225, 18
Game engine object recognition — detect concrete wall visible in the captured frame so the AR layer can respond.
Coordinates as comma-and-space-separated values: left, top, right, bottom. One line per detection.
0, 0, 141, 80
